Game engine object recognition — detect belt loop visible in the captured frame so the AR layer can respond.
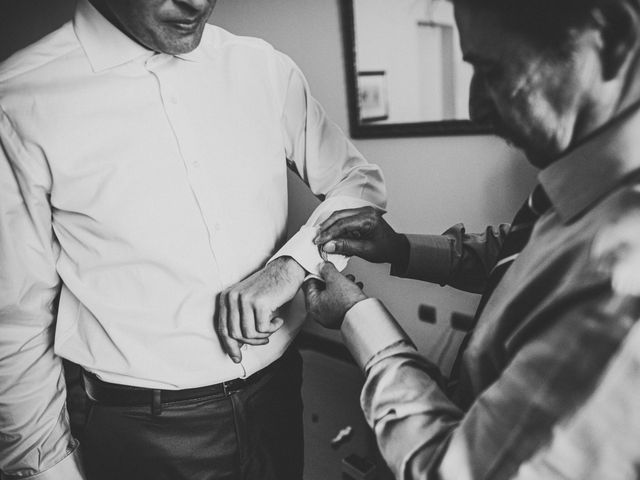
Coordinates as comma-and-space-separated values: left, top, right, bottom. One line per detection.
151, 389, 162, 416
223, 381, 229, 397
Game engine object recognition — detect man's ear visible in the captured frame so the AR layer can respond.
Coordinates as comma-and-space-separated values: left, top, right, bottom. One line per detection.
591, 0, 640, 80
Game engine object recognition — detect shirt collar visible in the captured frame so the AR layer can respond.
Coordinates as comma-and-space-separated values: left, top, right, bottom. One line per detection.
73, 0, 206, 72
538, 104, 640, 224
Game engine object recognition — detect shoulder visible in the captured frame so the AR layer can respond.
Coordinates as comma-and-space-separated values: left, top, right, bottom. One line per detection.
0, 21, 80, 90
200, 24, 297, 70
201, 24, 277, 55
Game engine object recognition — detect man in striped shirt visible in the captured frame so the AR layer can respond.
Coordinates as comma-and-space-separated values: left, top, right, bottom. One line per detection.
304, 0, 640, 478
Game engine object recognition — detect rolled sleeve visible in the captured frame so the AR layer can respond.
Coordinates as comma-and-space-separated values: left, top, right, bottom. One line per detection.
269, 53, 386, 276
392, 224, 510, 294
393, 234, 453, 284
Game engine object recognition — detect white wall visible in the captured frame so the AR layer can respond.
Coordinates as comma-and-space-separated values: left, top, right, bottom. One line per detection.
213, 0, 538, 373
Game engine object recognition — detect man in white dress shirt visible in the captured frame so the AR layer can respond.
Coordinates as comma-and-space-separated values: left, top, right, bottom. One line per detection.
0, 0, 386, 479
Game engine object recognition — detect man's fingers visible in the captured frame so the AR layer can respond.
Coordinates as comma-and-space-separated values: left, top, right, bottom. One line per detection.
267, 316, 284, 333
319, 261, 341, 281
222, 336, 243, 362
239, 337, 270, 346
240, 297, 258, 339
315, 207, 371, 237
256, 306, 282, 334
302, 278, 323, 307
217, 294, 242, 363
238, 298, 271, 340
224, 292, 241, 340
322, 238, 369, 256
315, 215, 372, 245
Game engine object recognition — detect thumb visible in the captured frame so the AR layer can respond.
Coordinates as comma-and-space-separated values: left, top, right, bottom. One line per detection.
302, 277, 322, 302
323, 239, 367, 256
319, 261, 341, 281
265, 316, 284, 333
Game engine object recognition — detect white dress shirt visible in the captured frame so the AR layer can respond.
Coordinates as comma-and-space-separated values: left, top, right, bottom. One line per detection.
0, 1, 386, 477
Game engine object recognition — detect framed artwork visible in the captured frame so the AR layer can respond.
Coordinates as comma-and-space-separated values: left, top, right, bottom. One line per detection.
357, 71, 389, 123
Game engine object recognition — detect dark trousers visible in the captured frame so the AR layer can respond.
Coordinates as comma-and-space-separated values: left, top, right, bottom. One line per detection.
81, 349, 304, 480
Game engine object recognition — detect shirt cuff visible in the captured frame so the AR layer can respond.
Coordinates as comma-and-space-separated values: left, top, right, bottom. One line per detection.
392, 234, 452, 285
269, 226, 348, 276
341, 298, 412, 370
6, 442, 86, 480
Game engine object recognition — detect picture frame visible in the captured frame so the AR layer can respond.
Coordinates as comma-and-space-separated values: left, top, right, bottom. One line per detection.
340, 0, 492, 138
357, 71, 389, 123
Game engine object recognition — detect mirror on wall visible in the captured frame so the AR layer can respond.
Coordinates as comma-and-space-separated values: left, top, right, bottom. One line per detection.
340, 0, 491, 138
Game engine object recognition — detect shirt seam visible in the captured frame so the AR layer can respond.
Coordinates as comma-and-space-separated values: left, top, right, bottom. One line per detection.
0, 45, 81, 86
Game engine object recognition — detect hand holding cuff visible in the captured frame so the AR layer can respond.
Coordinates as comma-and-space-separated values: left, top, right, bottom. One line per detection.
268, 226, 349, 277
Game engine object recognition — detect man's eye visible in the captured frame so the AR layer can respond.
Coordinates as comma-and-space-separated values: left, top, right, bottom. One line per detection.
479, 64, 500, 80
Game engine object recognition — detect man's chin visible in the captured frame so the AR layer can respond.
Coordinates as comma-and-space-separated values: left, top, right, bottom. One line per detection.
523, 148, 555, 169
496, 133, 549, 168
154, 26, 205, 55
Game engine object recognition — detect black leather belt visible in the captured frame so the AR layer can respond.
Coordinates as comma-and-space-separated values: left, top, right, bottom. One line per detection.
82, 353, 286, 415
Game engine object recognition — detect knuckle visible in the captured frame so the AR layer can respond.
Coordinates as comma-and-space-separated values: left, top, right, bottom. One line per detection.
255, 299, 270, 313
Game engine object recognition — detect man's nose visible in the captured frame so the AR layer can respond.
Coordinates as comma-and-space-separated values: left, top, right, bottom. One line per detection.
468, 72, 495, 126
174, 0, 213, 12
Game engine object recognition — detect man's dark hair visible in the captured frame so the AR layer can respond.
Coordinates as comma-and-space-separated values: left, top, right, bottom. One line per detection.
453, 0, 600, 47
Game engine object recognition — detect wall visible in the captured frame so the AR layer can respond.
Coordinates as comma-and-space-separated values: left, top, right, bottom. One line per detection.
0, 0, 75, 61
0, 0, 538, 373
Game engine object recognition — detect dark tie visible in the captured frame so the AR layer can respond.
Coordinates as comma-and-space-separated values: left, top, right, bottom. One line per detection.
447, 185, 551, 397
473, 184, 552, 319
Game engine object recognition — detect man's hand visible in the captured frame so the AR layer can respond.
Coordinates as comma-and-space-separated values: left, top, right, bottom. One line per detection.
313, 206, 409, 269
216, 256, 305, 363
303, 262, 367, 329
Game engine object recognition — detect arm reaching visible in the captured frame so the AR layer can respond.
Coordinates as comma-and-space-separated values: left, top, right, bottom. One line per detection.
304, 259, 631, 480
313, 206, 409, 269
215, 51, 386, 360
315, 209, 510, 294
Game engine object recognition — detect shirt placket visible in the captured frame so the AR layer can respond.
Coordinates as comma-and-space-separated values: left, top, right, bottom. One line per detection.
145, 54, 228, 288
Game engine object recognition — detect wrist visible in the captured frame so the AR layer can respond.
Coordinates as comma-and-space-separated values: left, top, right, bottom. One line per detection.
391, 233, 410, 272
344, 294, 368, 316
272, 256, 306, 284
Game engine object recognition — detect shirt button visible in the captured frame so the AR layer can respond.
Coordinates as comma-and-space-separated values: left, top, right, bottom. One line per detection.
169, 95, 178, 104
214, 223, 221, 232
145, 55, 160, 69
192, 160, 200, 167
